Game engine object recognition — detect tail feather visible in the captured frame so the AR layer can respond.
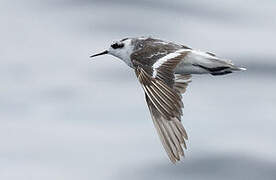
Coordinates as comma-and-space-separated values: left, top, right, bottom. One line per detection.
183, 50, 246, 76
194, 63, 245, 76
207, 61, 246, 76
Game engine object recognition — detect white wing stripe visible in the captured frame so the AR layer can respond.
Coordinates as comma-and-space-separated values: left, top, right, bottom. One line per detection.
152, 49, 189, 78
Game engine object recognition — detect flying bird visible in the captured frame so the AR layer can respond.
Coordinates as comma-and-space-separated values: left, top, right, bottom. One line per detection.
90, 37, 246, 163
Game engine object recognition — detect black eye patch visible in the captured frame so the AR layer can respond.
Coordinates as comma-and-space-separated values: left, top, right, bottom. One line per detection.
111, 43, 124, 49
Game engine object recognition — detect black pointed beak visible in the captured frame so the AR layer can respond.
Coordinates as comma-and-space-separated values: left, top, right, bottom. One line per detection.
90, 50, 108, 58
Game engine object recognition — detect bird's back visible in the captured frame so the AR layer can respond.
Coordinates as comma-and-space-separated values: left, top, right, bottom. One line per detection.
130, 37, 190, 67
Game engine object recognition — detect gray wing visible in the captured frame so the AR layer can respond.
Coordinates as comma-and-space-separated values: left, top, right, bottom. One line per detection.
134, 51, 191, 163
174, 74, 192, 94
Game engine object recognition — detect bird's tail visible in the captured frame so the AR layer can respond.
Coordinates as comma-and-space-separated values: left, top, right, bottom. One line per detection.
180, 50, 246, 75
196, 59, 246, 76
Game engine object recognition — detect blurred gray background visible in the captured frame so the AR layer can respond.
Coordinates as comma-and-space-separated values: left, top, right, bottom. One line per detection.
1, 0, 276, 179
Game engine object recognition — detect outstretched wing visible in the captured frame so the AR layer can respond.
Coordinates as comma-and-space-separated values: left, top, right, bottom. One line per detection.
133, 50, 191, 163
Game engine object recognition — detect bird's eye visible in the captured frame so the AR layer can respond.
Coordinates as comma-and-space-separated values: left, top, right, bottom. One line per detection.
111, 43, 124, 49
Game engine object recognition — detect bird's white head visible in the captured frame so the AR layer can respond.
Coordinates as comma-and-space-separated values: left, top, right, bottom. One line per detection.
90, 38, 134, 67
